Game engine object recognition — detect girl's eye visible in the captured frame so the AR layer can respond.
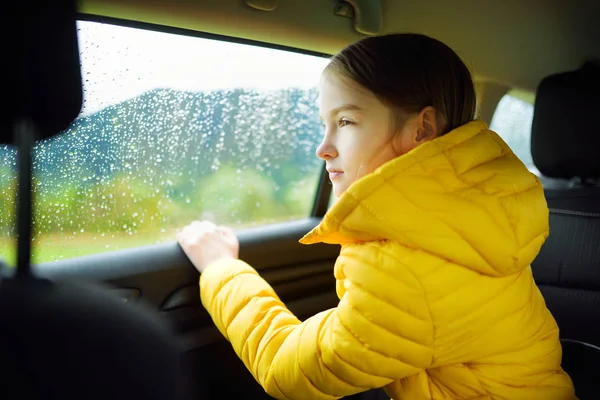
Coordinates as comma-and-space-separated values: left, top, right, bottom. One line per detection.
338, 119, 353, 127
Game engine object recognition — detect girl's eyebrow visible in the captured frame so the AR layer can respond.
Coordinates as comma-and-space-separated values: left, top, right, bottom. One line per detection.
319, 103, 362, 120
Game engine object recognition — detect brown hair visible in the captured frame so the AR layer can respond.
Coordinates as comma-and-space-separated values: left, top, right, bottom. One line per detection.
325, 33, 476, 135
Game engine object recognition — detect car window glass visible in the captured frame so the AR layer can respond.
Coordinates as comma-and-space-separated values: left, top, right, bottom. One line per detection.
0, 20, 329, 265
490, 91, 535, 167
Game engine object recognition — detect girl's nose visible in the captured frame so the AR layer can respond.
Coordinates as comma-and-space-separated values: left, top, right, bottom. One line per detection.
316, 139, 338, 160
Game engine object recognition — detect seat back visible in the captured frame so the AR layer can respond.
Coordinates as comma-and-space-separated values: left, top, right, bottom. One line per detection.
533, 182, 600, 345
530, 62, 600, 399
0, 2, 186, 398
560, 339, 600, 400
0, 278, 186, 399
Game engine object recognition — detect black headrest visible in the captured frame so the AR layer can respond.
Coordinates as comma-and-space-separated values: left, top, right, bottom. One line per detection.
2, 0, 83, 144
531, 62, 600, 180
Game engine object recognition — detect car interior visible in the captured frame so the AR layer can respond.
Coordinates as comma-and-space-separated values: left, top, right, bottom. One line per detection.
1, 0, 599, 399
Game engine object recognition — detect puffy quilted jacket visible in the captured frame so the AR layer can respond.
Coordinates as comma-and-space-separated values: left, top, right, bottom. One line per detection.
199, 121, 576, 399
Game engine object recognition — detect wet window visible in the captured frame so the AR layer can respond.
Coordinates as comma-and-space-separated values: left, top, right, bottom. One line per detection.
0, 20, 329, 265
490, 91, 535, 167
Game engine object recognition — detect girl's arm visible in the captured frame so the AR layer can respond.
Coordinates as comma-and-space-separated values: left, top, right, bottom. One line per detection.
200, 243, 434, 400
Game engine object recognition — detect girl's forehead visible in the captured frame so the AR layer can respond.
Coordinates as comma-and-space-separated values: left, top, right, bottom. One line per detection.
318, 73, 380, 110
319, 74, 368, 100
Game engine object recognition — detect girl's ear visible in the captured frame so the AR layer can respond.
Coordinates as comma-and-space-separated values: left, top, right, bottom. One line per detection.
392, 107, 440, 155
415, 106, 439, 143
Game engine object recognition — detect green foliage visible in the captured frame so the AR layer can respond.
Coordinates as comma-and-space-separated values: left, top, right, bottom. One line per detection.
0, 170, 16, 237
66, 174, 177, 234
193, 165, 286, 225
0, 87, 324, 266
281, 176, 319, 217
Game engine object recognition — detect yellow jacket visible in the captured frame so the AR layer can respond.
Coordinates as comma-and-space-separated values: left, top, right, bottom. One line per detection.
200, 121, 576, 399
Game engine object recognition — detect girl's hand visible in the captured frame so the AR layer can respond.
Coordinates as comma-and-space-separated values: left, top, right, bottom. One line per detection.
177, 220, 239, 273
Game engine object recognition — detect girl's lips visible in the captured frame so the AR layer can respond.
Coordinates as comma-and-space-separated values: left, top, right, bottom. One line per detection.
328, 171, 344, 180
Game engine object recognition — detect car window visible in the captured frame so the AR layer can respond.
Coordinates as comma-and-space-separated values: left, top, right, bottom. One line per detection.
0, 20, 329, 265
489, 90, 535, 167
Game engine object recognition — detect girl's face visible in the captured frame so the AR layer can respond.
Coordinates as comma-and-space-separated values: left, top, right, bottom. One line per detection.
317, 72, 435, 198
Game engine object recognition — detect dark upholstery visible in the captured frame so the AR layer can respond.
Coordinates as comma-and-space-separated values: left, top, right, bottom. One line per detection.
534, 181, 600, 346
0, 277, 186, 399
560, 340, 600, 399
530, 63, 600, 399
531, 62, 600, 180
2, 0, 83, 144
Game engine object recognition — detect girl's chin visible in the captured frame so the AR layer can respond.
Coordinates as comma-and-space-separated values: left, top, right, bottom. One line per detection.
332, 184, 347, 199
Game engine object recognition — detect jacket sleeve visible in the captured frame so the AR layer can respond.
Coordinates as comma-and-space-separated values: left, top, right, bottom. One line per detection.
199, 243, 434, 400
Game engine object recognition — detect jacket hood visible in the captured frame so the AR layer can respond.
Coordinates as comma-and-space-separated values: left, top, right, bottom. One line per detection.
300, 121, 549, 277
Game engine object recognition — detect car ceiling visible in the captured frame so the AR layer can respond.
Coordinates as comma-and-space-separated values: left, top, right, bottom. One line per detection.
82, 0, 600, 93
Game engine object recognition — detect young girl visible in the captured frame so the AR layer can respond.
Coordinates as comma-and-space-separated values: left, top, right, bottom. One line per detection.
177, 33, 576, 399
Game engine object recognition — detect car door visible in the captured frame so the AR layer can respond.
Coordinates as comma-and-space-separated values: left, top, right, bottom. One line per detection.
0, 15, 342, 399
